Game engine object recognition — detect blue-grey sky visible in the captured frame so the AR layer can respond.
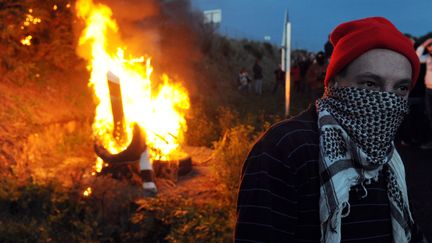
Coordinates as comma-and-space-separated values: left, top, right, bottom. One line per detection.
191, 0, 431, 51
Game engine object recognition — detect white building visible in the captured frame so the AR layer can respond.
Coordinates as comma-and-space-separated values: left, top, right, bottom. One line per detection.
203, 9, 222, 27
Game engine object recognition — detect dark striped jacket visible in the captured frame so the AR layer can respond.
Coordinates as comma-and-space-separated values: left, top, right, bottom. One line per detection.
235, 105, 425, 243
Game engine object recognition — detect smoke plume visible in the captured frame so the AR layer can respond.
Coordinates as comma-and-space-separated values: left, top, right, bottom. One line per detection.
75, 0, 205, 94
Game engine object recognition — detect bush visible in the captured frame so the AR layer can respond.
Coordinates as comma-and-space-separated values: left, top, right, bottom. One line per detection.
0, 182, 96, 242
263, 42, 275, 58
242, 42, 263, 60
217, 106, 239, 133
0, 175, 157, 242
185, 104, 219, 147
130, 195, 233, 242
212, 125, 256, 199
218, 36, 234, 58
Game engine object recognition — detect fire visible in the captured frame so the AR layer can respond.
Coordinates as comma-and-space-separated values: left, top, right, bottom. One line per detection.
21, 35, 32, 46
95, 157, 104, 173
23, 13, 41, 26
76, 0, 190, 165
20, 10, 41, 36
83, 187, 92, 197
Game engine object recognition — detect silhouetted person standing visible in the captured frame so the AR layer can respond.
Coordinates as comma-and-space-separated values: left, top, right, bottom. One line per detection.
272, 64, 285, 93
306, 51, 327, 99
253, 59, 263, 95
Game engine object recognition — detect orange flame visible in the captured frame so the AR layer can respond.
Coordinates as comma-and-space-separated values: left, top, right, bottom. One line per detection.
76, 0, 190, 166
83, 187, 92, 197
23, 13, 41, 26
21, 35, 32, 46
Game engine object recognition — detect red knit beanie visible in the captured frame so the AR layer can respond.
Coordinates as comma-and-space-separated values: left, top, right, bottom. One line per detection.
324, 17, 420, 87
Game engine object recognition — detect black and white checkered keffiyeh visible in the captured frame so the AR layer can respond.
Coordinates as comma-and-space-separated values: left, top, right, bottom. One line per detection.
316, 87, 414, 243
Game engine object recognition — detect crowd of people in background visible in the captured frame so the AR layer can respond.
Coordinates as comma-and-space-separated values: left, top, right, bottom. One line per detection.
400, 36, 432, 149
235, 33, 432, 149
237, 59, 265, 95
236, 50, 329, 98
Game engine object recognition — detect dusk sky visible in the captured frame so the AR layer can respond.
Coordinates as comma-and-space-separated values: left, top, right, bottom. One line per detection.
190, 0, 431, 52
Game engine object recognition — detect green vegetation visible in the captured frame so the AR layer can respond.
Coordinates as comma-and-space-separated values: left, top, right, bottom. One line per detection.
0, 1, 311, 242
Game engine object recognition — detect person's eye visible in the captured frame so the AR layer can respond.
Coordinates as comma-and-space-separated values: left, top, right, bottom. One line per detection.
396, 85, 410, 96
398, 86, 409, 92
360, 80, 377, 87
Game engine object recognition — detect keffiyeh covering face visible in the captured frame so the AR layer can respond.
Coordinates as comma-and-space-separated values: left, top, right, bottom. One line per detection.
316, 87, 414, 243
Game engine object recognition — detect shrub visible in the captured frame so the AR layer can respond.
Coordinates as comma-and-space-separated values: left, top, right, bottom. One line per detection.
218, 36, 234, 58
0, 182, 96, 242
185, 104, 219, 147
217, 106, 239, 133
130, 195, 233, 242
212, 125, 256, 200
242, 43, 263, 60
263, 42, 275, 58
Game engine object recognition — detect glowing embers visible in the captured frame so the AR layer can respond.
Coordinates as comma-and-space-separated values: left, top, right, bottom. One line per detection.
20, 8, 42, 46
20, 35, 32, 46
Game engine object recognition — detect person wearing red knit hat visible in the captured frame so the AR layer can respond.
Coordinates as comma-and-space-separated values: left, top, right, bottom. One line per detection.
235, 17, 427, 243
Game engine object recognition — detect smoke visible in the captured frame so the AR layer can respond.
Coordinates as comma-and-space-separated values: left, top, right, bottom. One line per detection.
75, 0, 205, 94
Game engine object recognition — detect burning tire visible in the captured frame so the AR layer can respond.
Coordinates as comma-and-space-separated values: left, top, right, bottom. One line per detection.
152, 154, 192, 182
